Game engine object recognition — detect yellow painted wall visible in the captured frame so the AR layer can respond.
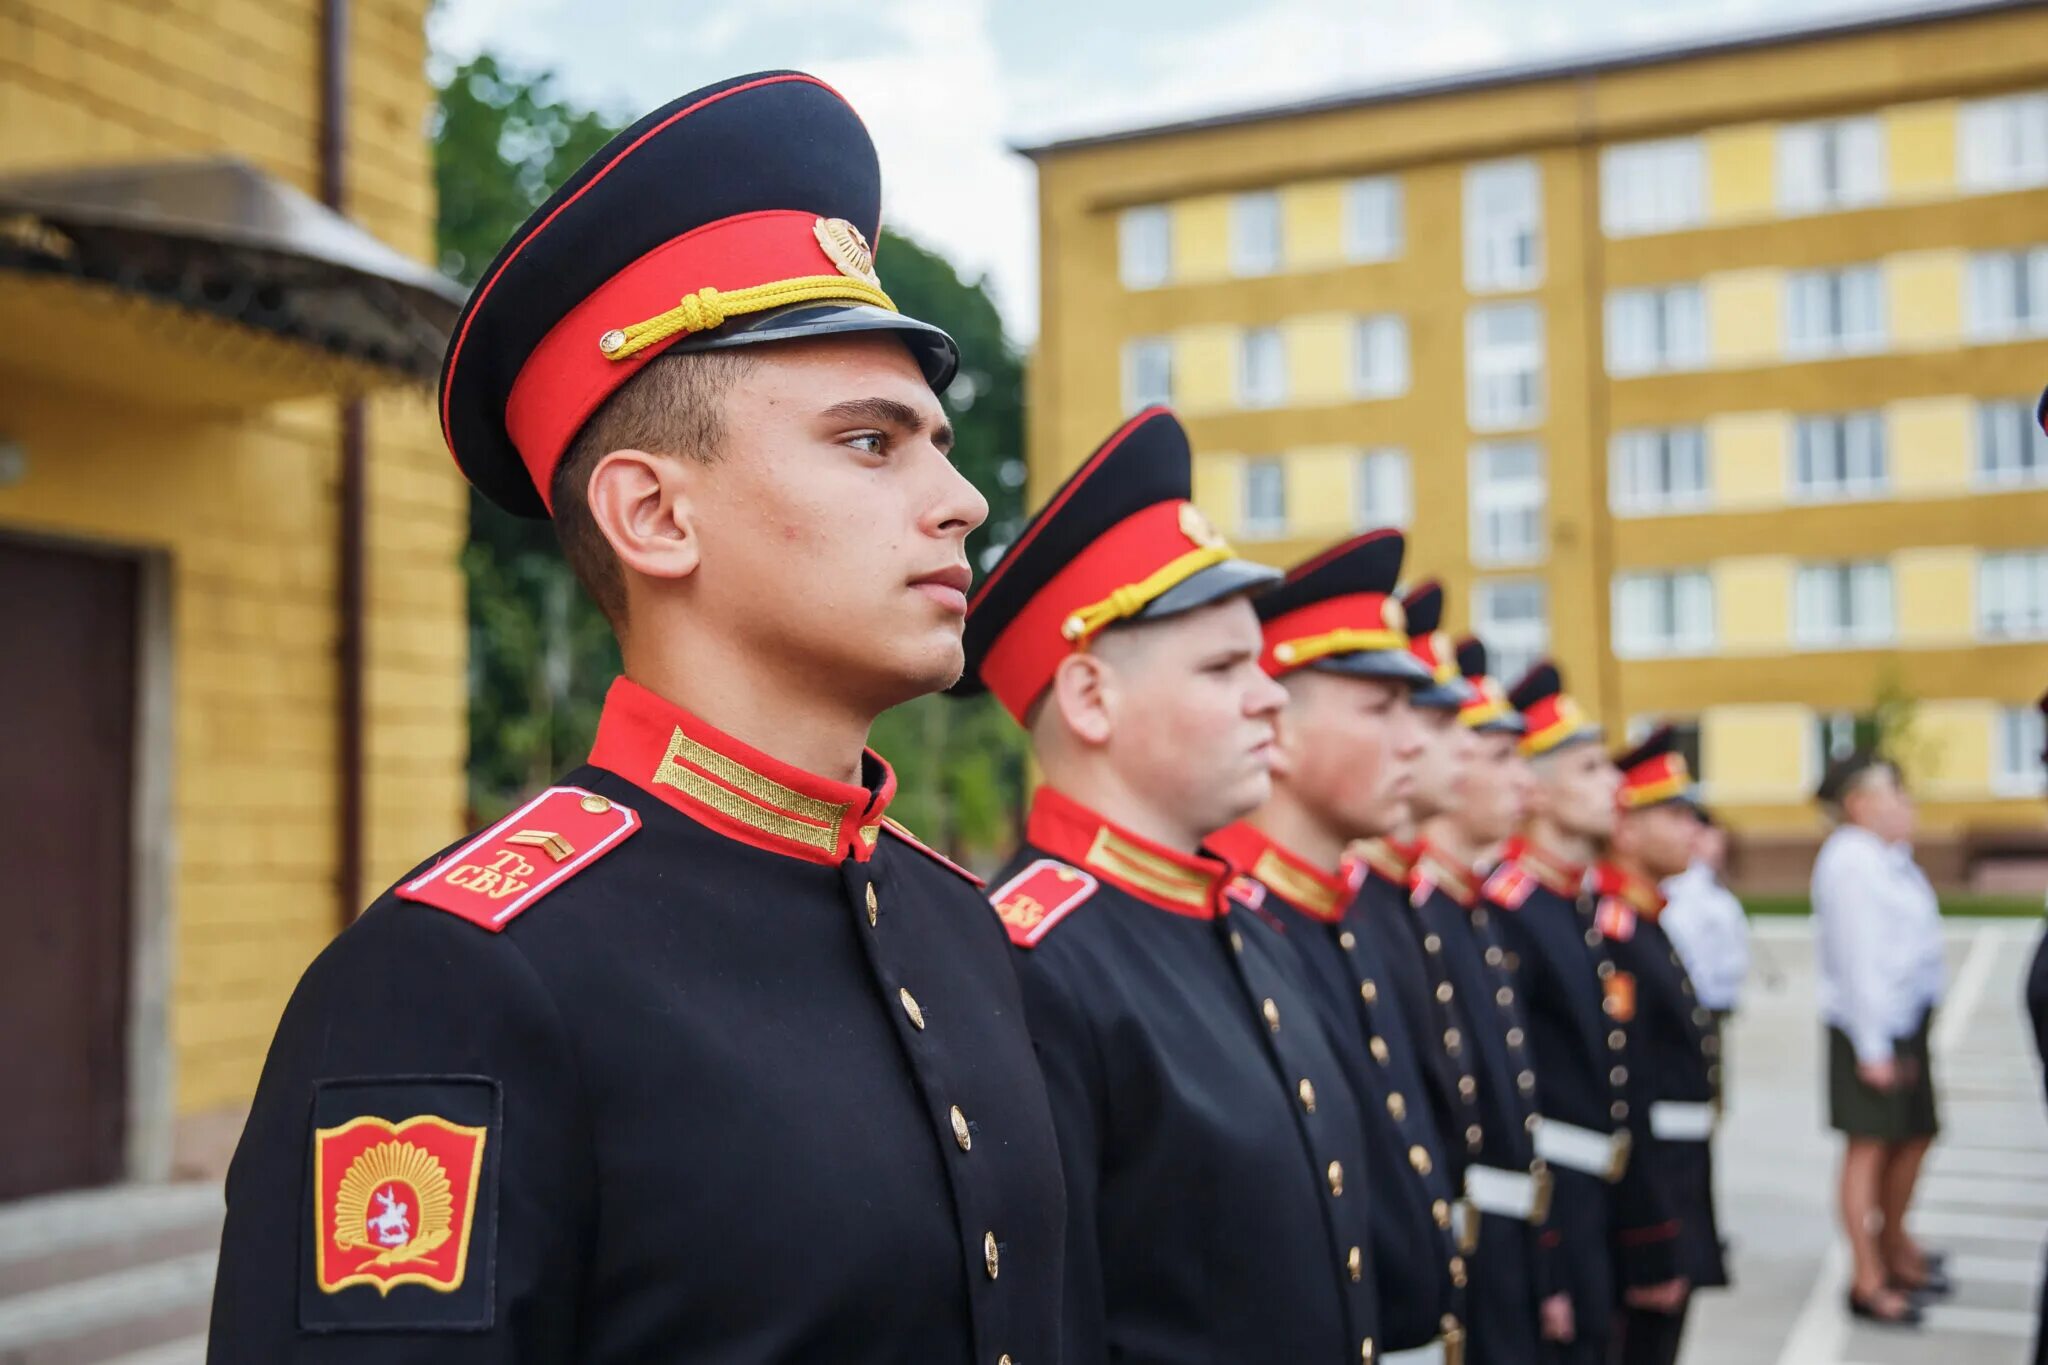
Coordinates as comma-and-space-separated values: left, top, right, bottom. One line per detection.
1704, 123, 1776, 224
1894, 547, 1978, 645
1171, 194, 1234, 283
1282, 314, 1354, 405
1885, 100, 1958, 201
0, 0, 461, 1134
1885, 250, 1965, 350
1282, 180, 1348, 271
1705, 269, 1782, 367
1707, 411, 1789, 507
1908, 699, 1996, 794
1172, 325, 1239, 413
1888, 396, 1974, 495
1287, 446, 1360, 538
1713, 557, 1794, 651
1702, 705, 1814, 801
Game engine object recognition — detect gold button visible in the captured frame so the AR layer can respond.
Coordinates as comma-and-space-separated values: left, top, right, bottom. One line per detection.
1424, 934, 1442, 953
1525, 1113, 1541, 1133
1458, 1075, 1478, 1098
1485, 945, 1504, 966
1360, 979, 1379, 1004
999, 1357, 1014, 1365
951, 1105, 972, 1151
598, 327, 627, 354
1465, 1123, 1482, 1148
1585, 928, 1602, 948
866, 883, 879, 927
1362, 1339, 1376, 1364
1598, 959, 1616, 979
1610, 1065, 1628, 1085
1443, 1313, 1462, 1337
1298, 1078, 1317, 1113
1262, 998, 1281, 1031
1609, 1029, 1627, 1050
1450, 1255, 1468, 1287
1436, 981, 1455, 1003
1348, 1244, 1363, 1280
1472, 909, 1489, 927
1444, 1028, 1461, 1052
1409, 1144, 1432, 1175
1433, 1198, 1451, 1228
1231, 930, 1244, 954
1370, 1036, 1391, 1064
1387, 1091, 1407, 1120
1506, 1027, 1525, 1048
900, 987, 926, 1030
1703, 1035, 1720, 1055
1518, 1069, 1536, 1092
1340, 930, 1358, 951
1496, 985, 1514, 1007
1327, 1160, 1345, 1195
1693, 1007, 1710, 1026
984, 1230, 1000, 1279
1603, 996, 1621, 1018
579, 794, 611, 814
1612, 1100, 1629, 1120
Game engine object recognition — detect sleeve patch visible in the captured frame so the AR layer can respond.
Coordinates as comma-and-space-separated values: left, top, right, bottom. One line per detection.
881, 816, 986, 888
302, 1077, 500, 1332
1483, 863, 1536, 910
396, 786, 639, 931
991, 858, 1098, 948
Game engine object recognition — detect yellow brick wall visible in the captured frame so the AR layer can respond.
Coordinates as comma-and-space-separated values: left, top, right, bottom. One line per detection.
1712, 557, 1794, 651
1282, 180, 1347, 271
1888, 396, 1974, 495
1702, 704, 1813, 802
1894, 547, 1978, 645
1884, 101, 1958, 201
1885, 250, 1965, 351
0, 0, 461, 1123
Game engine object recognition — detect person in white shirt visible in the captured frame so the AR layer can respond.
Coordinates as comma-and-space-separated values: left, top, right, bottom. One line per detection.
1661, 805, 1750, 1047
1811, 751, 1947, 1327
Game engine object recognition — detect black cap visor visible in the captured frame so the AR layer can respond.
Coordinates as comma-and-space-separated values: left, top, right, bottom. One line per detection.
1134, 556, 1284, 622
1412, 676, 1478, 711
1307, 648, 1436, 687
669, 300, 959, 393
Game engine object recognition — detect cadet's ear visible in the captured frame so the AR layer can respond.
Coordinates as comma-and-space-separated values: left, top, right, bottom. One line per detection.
1048, 651, 1116, 747
587, 448, 701, 583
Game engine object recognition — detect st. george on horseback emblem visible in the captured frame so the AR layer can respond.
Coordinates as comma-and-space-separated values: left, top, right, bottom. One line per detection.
313, 1114, 488, 1295
814, 216, 879, 286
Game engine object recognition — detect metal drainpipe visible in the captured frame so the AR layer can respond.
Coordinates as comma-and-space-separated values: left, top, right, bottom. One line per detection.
322, 0, 367, 933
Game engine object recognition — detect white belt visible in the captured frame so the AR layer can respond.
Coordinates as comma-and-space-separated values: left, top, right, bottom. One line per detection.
1532, 1117, 1632, 1181
1464, 1164, 1546, 1222
1649, 1100, 1717, 1141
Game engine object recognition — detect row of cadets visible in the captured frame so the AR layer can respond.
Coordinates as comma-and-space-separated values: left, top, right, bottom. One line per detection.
1209, 529, 1470, 1365
958, 408, 1384, 1364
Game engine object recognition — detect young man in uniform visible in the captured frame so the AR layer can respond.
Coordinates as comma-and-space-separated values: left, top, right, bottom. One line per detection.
1598, 728, 1729, 1365
960, 408, 1382, 1364
1209, 530, 1470, 1365
209, 74, 1066, 1363
1485, 662, 1684, 1365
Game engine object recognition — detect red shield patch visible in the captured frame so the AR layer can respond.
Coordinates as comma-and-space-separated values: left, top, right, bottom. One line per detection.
1603, 971, 1639, 1023
313, 1114, 488, 1296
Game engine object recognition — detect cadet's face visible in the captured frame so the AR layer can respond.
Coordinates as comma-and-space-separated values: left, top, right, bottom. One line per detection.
1276, 672, 1423, 840
1621, 802, 1697, 880
691, 334, 988, 710
1101, 597, 1287, 838
1454, 731, 1534, 845
1536, 743, 1622, 840
1406, 707, 1474, 822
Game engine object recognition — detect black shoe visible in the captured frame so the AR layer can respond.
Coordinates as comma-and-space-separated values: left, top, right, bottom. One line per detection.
1892, 1267, 1953, 1299
1847, 1290, 1924, 1327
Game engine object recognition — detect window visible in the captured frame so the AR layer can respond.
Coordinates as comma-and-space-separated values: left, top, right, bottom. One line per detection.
1965, 247, 2048, 341
1980, 550, 2048, 640
1794, 561, 1893, 647
1612, 571, 1714, 658
1118, 206, 1171, 289
1121, 337, 1173, 413
1610, 426, 1709, 514
1605, 284, 1706, 376
1466, 303, 1545, 430
1792, 412, 1888, 499
1352, 315, 1410, 399
1345, 176, 1403, 261
1239, 457, 1288, 539
1815, 710, 1882, 777
1785, 265, 1885, 356
1473, 578, 1548, 685
1975, 398, 2048, 488
1354, 449, 1412, 529
1231, 191, 1283, 276
1464, 159, 1542, 292
1600, 138, 1704, 236
1960, 91, 2048, 192
1469, 442, 1546, 565
1995, 705, 2047, 796
1237, 327, 1287, 409
1777, 117, 1886, 214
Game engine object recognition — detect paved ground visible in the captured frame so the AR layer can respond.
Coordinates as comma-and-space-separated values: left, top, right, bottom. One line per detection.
1684, 916, 2046, 1365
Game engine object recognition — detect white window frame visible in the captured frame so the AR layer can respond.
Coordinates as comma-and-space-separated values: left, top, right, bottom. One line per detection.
1791, 411, 1889, 501
1118, 205, 1171, 289
1352, 314, 1410, 399
1959, 91, 2048, 193
1344, 176, 1404, 262
1354, 448, 1412, 529
1230, 190, 1283, 277
1776, 116, 1887, 215
1793, 560, 1894, 649
1975, 397, 2048, 489
1472, 578, 1549, 686
1464, 158, 1543, 293
1600, 137, 1704, 237
1611, 570, 1715, 659
1120, 337, 1173, 414
1465, 303, 1545, 431
1784, 264, 1886, 357
1994, 704, 2047, 797
1468, 442, 1547, 567
1609, 426, 1709, 516
1979, 550, 2048, 641
1239, 456, 1288, 540
1236, 327, 1287, 410
1605, 284, 1706, 377
1965, 246, 2048, 342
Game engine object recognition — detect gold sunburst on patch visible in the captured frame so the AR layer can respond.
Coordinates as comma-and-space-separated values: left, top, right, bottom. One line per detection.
1178, 501, 1226, 549
814, 217, 879, 286
332, 1140, 455, 1268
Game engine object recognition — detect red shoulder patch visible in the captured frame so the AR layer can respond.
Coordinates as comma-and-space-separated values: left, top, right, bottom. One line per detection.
880, 817, 986, 888
1483, 863, 1536, 910
991, 858, 1098, 948
396, 787, 640, 932
1595, 896, 1636, 942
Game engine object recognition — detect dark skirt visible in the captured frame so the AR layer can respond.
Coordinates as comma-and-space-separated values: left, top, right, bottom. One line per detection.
1826, 1012, 1939, 1141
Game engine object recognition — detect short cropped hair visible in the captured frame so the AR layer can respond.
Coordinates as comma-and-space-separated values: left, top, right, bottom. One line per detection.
1814, 747, 1897, 812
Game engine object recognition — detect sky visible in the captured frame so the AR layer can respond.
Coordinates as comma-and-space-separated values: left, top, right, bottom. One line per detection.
429, 0, 1974, 341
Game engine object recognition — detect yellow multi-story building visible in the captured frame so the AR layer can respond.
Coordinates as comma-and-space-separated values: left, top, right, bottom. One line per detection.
1025, 0, 2048, 886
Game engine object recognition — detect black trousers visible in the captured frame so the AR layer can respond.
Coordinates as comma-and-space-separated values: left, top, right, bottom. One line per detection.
2033, 1233, 2047, 1365
1614, 1300, 1689, 1365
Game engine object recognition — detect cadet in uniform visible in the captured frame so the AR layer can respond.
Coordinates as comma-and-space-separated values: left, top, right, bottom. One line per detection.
208, 74, 1065, 1363
1209, 530, 1469, 1365
1598, 728, 1729, 1365
1484, 661, 1683, 1365
959, 408, 1382, 1364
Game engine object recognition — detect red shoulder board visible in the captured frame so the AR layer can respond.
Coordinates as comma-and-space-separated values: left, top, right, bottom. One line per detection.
396, 786, 640, 932
880, 817, 985, 888
991, 858, 1099, 948
1483, 863, 1536, 910
1595, 896, 1636, 942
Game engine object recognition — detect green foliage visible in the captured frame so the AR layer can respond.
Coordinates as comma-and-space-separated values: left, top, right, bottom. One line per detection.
1742, 893, 2041, 918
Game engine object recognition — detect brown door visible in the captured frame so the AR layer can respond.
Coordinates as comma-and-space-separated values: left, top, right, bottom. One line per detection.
0, 535, 138, 1199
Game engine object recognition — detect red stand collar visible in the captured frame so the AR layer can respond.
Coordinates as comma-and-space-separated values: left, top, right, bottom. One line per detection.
1412, 842, 1480, 908
1501, 835, 1587, 899
1210, 822, 1350, 922
1355, 837, 1417, 890
587, 676, 895, 866
1027, 786, 1233, 918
